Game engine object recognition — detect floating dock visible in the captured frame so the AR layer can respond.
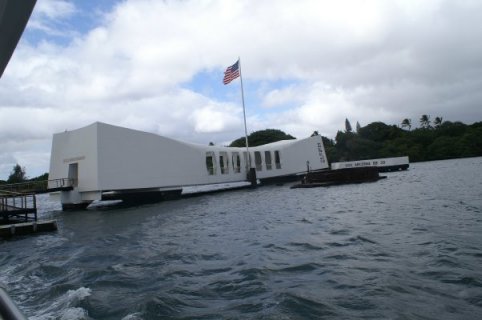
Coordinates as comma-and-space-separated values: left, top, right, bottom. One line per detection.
0, 186, 63, 238
0, 191, 37, 223
0, 220, 58, 238
330, 156, 409, 172
291, 167, 386, 188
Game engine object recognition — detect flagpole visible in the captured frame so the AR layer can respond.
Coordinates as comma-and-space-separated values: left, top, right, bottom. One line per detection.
238, 57, 251, 170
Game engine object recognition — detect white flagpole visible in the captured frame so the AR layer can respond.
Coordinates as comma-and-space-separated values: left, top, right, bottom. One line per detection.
238, 57, 251, 170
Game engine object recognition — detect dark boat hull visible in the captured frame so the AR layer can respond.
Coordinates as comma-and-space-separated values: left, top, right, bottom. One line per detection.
291, 167, 386, 188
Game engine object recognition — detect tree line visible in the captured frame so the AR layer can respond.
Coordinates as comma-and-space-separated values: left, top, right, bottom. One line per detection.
227, 115, 482, 164
324, 116, 482, 163
0, 164, 48, 184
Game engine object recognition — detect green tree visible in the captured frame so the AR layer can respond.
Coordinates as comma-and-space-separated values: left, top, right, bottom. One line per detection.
437, 121, 467, 137
333, 130, 383, 161
420, 114, 431, 129
401, 118, 412, 131
433, 116, 443, 128
356, 121, 361, 133
321, 136, 337, 162
426, 136, 462, 160
30, 173, 49, 182
328, 119, 480, 163
229, 129, 295, 147
358, 122, 402, 142
345, 118, 353, 133
459, 124, 482, 157
410, 128, 435, 149
7, 164, 27, 183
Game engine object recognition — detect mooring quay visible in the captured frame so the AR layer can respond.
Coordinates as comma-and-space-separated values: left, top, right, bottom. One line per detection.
0, 178, 73, 238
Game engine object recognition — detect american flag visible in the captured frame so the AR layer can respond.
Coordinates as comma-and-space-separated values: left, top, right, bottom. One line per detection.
223, 60, 240, 85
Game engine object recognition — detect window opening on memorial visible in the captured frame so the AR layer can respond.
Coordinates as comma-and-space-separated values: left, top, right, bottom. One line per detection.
265, 151, 272, 170
219, 151, 229, 174
232, 152, 241, 173
255, 151, 262, 171
206, 152, 216, 175
274, 151, 281, 169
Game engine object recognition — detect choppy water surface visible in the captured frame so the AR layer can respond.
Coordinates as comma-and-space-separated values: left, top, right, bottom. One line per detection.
1, 157, 482, 319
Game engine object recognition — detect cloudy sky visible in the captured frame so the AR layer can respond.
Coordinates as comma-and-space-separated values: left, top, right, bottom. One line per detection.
1, 0, 481, 179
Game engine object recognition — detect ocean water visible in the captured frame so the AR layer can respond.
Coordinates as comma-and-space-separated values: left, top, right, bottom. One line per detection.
1, 157, 481, 319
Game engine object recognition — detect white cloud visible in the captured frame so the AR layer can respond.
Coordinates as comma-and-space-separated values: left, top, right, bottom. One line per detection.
1, 0, 482, 178
28, 0, 77, 36
35, 0, 76, 20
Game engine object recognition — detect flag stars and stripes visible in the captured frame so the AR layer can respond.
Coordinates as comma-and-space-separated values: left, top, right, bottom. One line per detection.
223, 60, 240, 85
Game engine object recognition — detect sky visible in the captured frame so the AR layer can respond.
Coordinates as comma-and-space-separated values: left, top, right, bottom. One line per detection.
1, 0, 482, 179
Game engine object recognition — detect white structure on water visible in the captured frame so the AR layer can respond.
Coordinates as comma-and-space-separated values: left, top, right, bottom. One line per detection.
331, 156, 409, 172
49, 122, 329, 209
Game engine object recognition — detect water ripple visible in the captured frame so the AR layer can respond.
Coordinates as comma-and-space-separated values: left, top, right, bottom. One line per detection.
1, 158, 481, 319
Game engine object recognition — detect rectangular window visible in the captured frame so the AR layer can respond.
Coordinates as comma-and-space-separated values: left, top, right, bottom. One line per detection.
274, 150, 281, 169
265, 151, 272, 170
254, 151, 262, 171
219, 151, 229, 174
206, 152, 216, 175
232, 152, 241, 173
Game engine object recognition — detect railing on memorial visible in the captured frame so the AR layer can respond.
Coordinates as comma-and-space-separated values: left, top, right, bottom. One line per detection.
0, 190, 37, 223
0, 178, 75, 194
